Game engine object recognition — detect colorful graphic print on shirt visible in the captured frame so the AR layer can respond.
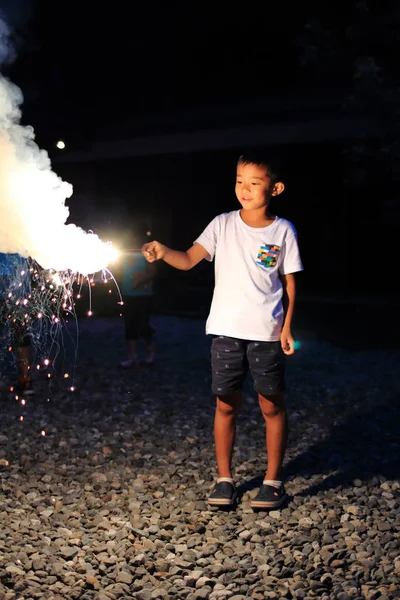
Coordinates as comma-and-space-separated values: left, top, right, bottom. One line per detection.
256, 244, 281, 268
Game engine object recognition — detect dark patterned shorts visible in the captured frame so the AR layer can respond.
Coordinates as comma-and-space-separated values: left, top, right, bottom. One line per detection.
210, 335, 285, 397
123, 296, 153, 341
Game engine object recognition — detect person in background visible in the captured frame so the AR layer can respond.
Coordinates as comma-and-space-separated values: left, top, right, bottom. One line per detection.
0, 252, 35, 395
119, 227, 156, 368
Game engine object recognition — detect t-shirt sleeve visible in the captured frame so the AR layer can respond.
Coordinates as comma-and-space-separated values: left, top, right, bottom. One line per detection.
193, 216, 220, 262
279, 231, 304, 275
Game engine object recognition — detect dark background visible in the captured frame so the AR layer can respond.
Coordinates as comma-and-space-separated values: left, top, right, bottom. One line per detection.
1, 0, 399, 347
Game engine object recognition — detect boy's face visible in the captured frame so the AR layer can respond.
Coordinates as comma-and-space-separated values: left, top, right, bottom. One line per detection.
235, 163, 282, 212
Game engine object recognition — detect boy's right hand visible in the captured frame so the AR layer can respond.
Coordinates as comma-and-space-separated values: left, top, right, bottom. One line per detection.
142, 241, 166, 262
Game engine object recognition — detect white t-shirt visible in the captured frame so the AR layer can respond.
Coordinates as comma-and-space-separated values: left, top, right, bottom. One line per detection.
194, 210, 303, 341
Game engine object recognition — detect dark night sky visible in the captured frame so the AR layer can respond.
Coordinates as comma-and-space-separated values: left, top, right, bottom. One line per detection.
1, 0, 399, 147
1, 0, 399, 298
2, 1, 350, 140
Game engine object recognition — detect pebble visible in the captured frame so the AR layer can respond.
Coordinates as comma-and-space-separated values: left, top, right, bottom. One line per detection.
0, 316, 399, 599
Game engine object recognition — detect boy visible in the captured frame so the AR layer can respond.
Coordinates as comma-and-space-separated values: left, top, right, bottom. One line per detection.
142, 152, 303, 509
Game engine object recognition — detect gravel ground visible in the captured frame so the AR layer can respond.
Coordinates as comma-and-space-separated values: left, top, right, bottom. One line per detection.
0, 315, 399, 600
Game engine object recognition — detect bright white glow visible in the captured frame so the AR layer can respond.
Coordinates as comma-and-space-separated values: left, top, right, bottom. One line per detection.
56, 140, 65, 150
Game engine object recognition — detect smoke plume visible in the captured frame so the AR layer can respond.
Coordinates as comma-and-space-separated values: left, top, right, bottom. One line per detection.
0, 16, 116, 274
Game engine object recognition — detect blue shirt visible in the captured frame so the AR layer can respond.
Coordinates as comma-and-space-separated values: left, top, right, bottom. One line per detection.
0, 253, 28, 276
0, 253, 31, 297
121, 250, 153, 297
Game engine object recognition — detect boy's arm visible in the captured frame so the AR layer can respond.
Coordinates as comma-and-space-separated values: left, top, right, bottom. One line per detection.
280, 272, 297, 355
142, 241, 209, 271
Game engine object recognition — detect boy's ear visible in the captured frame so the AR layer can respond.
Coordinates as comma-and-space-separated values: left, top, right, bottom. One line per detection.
272, 182, 285, 196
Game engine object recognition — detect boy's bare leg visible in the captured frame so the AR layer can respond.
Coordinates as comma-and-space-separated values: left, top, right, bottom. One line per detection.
214, 392, 242, 479
258, 393, 287, 480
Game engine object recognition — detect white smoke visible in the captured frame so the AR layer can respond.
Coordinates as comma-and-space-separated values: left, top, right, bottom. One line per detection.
0, 17, 117, 274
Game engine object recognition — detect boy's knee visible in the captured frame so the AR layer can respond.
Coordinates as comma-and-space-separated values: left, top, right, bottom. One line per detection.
258, 394, 285, 418
216, 395, 241, 417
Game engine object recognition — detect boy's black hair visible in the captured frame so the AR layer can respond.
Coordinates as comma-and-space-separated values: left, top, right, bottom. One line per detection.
237, 151, 282, 184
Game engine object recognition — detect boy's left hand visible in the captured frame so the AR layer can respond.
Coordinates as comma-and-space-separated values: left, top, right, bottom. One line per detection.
281, 328, 295, 355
